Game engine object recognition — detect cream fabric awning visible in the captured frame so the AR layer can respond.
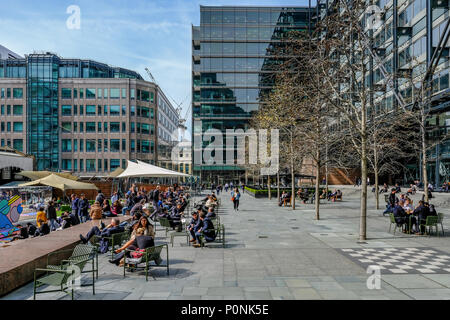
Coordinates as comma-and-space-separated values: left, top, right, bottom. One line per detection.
19, 171, 79, 181
19, 174, 98, 191
117, 160, 190, 178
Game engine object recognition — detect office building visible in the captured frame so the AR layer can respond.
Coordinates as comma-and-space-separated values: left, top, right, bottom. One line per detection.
192, 6, 315, 184
318, 0, 449, 186
0, 45, 22, 60
0, 52, 167, 177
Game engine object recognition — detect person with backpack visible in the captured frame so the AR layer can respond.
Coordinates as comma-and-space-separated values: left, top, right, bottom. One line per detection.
231, 187, 241, 211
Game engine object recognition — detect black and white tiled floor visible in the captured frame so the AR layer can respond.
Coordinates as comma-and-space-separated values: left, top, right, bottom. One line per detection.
339, 247, 450, 274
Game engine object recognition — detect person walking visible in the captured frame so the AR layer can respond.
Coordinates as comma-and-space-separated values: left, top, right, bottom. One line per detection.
231, 187, 241, 211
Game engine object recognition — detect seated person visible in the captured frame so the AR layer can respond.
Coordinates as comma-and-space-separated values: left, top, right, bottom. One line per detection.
102, 199, 114, 217
328, 189, 337, 201
188, 211, 202, 244
111, 200, 122, 216
402, 199, 414, 214
428, 204, 438, 217
130, 216, 155, 239
206, 207, 216, 218
193, 211, 216, 247
413, 200, 429, 234
130, 199, 146, 216
35, 207, 47, 229
319, 189, 327, 199
34, 220, 50, 237
79, 217, 124, 248
109, 228, 155, 266
211, 192, 218, 202
205, 196, 217, 209
335, 190, 342, 200
393, 201, 412, 233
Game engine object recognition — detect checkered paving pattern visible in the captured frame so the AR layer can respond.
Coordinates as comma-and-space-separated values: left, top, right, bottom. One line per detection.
339, 247, 450, 274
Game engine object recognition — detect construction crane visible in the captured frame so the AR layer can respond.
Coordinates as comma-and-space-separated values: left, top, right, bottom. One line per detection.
145, 67, 191, 140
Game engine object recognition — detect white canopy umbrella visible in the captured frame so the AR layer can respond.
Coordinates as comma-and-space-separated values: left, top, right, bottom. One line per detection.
117, 160, 190, 179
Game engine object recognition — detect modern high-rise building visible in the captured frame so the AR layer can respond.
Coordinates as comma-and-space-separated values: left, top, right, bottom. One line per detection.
192, 6, 315, 184
317, 0, 449, 186
157, 89, 180, 172
0, 45, 22, 60
0, 52, 175, 177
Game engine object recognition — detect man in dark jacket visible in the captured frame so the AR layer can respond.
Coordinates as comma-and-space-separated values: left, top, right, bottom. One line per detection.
383, 188, 398, 215
413, 200, 430, 234
393, 202, 408, 231
193, 211, 216, 247
188, 211, 202, 243
71, 194, 80, 224
79, 218, 124, 253
46, 201, 58, 231
78, 194, 89, 223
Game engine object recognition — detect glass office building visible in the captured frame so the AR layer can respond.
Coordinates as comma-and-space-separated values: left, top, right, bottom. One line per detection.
0, 52, 164, 175
318, 0, 449, 186
192, 6, 314, 184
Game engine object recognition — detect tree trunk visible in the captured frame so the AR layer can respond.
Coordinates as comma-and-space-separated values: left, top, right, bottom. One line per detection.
360, 123, 368, 241
268, 176, 272, 200
315, 157, 320, 221
277, 171, 280, 201
422, 111, 429, 202
375, 167, 379, 210
290, 132, 295, 210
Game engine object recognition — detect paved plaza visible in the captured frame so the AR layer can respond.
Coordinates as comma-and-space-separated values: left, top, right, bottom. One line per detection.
3, 187, 450, 300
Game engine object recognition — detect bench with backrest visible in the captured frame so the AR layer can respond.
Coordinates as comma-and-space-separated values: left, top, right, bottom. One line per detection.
33, 244, 97, 300
123, 244, 169, 281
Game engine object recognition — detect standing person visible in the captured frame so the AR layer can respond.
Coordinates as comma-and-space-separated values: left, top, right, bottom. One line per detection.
89, 201, 103, 227
46, 201, 58, 231
224, 183, 229, 193
70, 194, 80, 225
95, 190, 105, 205
111, 192, 119, 205
231, 187, 241, 211
78, 194, 89, 223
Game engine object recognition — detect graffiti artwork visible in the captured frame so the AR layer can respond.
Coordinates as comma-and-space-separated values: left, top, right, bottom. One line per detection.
0, 195, 23, 242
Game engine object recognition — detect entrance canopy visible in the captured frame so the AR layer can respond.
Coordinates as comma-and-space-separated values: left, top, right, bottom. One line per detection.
117, 160, 190, 179
19, 174, 98, 191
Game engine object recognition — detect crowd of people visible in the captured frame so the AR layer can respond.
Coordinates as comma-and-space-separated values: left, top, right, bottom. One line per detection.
383, 186, 440, 235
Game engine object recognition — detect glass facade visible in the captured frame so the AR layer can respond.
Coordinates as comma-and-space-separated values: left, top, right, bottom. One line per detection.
192, 6, 313, 182
27, 54, 60, 171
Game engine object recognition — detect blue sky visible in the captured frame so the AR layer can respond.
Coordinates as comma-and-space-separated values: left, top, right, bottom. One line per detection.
0, 0, 315, 132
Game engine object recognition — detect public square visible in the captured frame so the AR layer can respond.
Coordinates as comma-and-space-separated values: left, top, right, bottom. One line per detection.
3, 187, 450, 301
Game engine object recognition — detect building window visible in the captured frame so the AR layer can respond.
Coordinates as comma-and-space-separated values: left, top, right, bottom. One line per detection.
122, 105, 126, 116
131, 122, 135, 133
86, 122, 96, 132
141, 90, 150, 102
13, 139, 23, 152
104, 88, 108, 98
110, 159, 120, 170
86, 88, 96, 99
80, 159, 84, 171
62, 139, 72, 152
131, 89, 135, 100
110, 105, 120, 116
98, 122, 102, 132
104, 139, 108, 152
73, 122, 77, 132
80, 139, 84, 152
79, 122, 84, 132
121, 88, 127, 99
61, 88, 72, 99
104, 159, 108, 171
62, 105, 72, 116
13, 88, 23, 99
86, 140, 96, 152
98, 105, 102, 116
13, 105, 23, 115
73, 105, 77, 115
141, 123, 150, 135
73, 139, 78, 152
110, 122, 120, 132
110, 139, 120, 152
104, 122, 108, 132
141, 107, 150, 118
79, 105, 84, 115
98, 159, 102, 171
97, 88, 102, 99
122, 139, 126, 152
98, 139, 102, 152
131, 106, 135, 116
86, 105, 96, 116
142, 140, 150, 153
73, 88, 78, 99
79, 88, 84, 99
131, 140, 135, 152
122, 122, 126, 132
62, 159, 72, 170
62, 122, 71, 133
86, 159, 96, 172
110, 88, 120, 99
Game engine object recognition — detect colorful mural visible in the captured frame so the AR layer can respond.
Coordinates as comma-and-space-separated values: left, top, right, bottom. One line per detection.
0, 195, 23, 242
